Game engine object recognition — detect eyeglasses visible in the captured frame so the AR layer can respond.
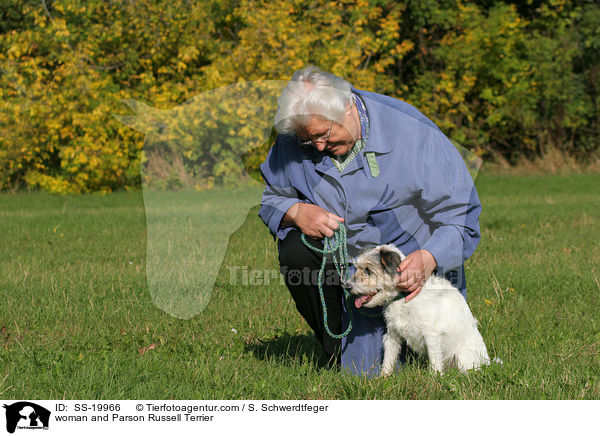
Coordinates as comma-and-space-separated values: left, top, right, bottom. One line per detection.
297, 120, 333, 148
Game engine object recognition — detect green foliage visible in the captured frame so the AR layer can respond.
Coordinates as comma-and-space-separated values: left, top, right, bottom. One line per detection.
0, 0, 598, 192
407, 1, 598, 160
0, 0, 231, 193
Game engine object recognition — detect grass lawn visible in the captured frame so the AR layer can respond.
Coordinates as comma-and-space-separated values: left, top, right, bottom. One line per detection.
0, 173, 598, 399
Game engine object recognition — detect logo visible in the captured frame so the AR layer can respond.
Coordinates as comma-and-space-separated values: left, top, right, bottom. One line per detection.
2, 402, 50, 433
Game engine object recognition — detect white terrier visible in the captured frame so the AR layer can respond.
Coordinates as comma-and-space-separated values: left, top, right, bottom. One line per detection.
349, 244, 496, 376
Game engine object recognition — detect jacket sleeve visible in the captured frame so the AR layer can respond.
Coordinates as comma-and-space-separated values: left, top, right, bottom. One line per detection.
418, 128, 482, 272
258, 136, 303, 240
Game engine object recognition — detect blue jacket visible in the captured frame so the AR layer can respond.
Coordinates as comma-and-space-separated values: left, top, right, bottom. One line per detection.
259, 88, 481, 375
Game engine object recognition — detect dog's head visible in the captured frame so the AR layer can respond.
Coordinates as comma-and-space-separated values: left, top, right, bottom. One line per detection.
347, 244, 405, 309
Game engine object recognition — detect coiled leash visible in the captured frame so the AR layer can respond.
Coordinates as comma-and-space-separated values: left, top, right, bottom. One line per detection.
300, 223, 354, 339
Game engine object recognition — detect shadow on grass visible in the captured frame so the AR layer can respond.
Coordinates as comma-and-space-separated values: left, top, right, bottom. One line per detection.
245, 332, 430, 374
245, 332, 337, 369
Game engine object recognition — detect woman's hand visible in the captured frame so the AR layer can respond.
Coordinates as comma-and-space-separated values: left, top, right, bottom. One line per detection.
396, 249, 437, 302
283, 202, 344, 239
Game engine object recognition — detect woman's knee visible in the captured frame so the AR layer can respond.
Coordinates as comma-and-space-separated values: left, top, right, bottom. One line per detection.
278, 230, 320, 270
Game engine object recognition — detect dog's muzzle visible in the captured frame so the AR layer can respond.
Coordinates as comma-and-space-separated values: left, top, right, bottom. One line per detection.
354, 293, 376, 308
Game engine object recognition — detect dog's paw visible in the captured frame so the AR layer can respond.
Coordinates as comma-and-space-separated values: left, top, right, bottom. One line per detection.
379, 368, 394, 378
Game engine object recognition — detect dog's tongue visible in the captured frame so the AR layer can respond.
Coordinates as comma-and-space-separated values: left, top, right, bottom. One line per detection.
355, 295, 371, 309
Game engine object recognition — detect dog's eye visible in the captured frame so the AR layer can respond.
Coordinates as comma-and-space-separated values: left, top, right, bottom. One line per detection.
365, 267, 371, 276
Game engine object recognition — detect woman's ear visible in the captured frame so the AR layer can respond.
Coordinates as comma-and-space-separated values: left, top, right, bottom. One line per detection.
345, 102, 353, 116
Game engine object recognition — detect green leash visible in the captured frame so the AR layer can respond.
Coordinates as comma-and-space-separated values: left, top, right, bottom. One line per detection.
300, 223, 354, 339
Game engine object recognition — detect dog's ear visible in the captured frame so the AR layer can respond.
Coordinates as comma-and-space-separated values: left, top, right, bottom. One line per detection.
379, 247, 402, 277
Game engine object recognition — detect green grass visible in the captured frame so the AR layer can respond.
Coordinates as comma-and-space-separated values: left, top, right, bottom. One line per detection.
0, 173, 599, 399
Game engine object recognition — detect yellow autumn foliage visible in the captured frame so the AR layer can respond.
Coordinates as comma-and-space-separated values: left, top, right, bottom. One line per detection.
0, 0, 597, 192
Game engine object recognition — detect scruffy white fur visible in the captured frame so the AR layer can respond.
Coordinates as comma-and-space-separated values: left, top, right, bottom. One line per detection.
349, 244, 492, 376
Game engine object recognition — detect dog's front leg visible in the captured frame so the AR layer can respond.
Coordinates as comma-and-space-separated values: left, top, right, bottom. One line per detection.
380, 333, 402, 377
424, 334, 445, 374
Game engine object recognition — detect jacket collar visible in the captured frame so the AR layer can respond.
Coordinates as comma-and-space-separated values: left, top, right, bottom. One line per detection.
313, 148, 366, 177
314, 152, 338, 176
352, 88, 394, 155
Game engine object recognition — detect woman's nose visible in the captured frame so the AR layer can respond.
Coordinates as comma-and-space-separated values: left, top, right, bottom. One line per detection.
315, 140, 327, 151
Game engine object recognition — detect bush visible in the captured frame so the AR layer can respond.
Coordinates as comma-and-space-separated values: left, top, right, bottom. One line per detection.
0, 0, 597, 192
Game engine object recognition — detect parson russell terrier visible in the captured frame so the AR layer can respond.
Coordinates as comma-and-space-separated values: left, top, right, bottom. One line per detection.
348, 244, 501, 376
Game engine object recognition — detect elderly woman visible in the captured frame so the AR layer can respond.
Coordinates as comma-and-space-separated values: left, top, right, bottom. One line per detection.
258, 66, 481, 376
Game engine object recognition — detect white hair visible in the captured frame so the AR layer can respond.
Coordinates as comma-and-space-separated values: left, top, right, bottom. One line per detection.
274, 66, 354, 134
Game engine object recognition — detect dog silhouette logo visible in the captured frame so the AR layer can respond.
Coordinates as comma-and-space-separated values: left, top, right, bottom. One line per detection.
2, 402, 50, 433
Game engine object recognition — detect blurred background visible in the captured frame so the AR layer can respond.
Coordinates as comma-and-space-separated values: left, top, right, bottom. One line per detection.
1, 0, 599, 194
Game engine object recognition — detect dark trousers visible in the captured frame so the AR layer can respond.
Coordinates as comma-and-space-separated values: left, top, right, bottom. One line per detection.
277, 230, 344, 364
